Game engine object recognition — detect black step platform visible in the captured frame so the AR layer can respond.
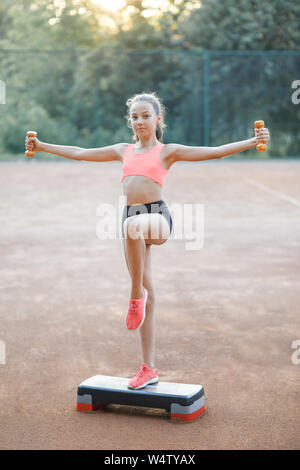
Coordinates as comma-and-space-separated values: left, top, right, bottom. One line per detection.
77, 375, 206, 422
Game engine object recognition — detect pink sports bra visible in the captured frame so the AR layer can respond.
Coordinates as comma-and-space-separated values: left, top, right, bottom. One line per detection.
121, 143, 169, 187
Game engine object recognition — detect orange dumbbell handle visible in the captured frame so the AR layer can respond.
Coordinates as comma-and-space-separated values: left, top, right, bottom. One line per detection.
25, 131, 37, 158
255, 120, 267, 152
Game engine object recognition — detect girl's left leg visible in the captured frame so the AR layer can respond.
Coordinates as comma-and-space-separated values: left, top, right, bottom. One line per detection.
139, 244, 155, 369
123, 240, 156, 369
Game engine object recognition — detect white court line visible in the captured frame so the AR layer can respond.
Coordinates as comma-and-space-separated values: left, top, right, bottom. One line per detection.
246, 179, 300, 208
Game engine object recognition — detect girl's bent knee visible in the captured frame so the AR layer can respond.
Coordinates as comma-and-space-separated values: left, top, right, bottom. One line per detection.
124, 218, 146, 240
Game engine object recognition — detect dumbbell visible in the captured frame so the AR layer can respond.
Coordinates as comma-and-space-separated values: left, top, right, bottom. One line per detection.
25, 131, 37, 157
254, 121, 267, 152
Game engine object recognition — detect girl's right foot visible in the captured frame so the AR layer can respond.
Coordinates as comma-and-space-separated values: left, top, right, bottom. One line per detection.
128, 363, 159, 390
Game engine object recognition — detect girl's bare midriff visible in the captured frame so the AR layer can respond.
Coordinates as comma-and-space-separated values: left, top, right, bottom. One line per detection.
122, 176, 163, 205
119, 143, 173, 206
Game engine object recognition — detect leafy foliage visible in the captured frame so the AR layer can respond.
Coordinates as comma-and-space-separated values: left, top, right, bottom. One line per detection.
0, 0, 299, 157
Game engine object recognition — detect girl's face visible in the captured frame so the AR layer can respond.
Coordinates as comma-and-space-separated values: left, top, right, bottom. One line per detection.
130, 101, 161, 140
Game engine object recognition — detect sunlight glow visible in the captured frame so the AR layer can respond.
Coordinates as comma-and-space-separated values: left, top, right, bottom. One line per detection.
91, 0, 127, 11
47, 0, 202, 31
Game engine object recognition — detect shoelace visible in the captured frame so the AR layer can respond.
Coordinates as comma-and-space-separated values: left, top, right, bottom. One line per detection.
129, 300, 139, 313
136, 365, 148, 380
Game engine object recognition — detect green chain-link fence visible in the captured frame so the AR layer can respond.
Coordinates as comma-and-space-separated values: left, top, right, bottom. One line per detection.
0, 49, 299, 158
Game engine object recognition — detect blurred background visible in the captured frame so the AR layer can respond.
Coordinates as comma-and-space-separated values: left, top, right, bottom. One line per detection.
0, 0, 299, 159
1, 2, 300, 450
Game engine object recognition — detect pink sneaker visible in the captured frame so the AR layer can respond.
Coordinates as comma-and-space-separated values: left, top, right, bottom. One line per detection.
128, 363, 159, 390
126, 287, 148, 330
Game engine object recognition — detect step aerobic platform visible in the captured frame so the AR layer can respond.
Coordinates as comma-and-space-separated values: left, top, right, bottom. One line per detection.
76, 375, 206, 422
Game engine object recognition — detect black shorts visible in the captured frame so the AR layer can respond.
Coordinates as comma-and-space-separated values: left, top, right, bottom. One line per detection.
122, 200, 173, 239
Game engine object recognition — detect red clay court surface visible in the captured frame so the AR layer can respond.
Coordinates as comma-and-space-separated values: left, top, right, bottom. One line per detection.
0, 158, 299, 449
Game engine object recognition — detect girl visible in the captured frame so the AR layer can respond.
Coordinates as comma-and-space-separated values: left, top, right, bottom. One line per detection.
25, 91, 270, 390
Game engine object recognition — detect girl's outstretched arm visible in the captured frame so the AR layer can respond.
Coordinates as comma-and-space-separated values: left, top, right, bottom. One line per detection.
172, 126, 270, 162
25, 133, 125, 162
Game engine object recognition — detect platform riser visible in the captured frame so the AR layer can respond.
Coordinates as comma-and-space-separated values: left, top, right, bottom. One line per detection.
76, 375, 205, 423
76, 401, 206, 422
171, 404, 206, 422
76, 402, 106, 412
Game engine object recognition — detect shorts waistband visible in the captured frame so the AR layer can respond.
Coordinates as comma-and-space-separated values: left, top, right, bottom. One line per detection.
125, 200, 165, 208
